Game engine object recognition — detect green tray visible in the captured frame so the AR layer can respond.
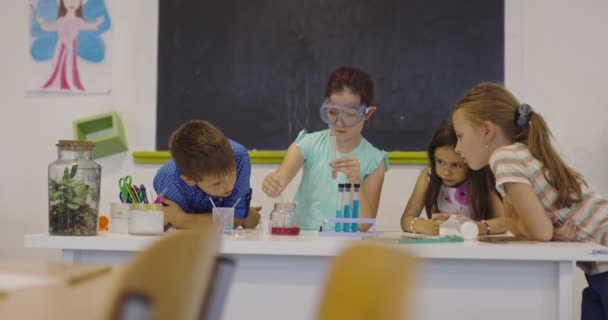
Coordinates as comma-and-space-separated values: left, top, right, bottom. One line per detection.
398, 235, 464, 244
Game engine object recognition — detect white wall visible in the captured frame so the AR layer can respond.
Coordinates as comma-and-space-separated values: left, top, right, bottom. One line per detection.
1, 0, 606, 318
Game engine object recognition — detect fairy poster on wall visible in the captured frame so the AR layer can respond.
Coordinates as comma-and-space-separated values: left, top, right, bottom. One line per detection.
29, 0, 112, 93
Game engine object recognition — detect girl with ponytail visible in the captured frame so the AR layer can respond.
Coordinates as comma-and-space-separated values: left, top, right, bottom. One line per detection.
452, 82, 608, 320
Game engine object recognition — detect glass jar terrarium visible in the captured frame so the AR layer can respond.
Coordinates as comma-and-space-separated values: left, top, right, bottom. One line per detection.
48, 140, 101, 235
270, 203, 300, 235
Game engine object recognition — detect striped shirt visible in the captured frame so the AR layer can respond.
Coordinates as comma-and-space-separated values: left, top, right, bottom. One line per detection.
490, 142, 608, 274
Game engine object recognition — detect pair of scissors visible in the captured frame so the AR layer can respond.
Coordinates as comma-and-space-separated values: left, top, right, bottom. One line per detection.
118, 176, 134, 203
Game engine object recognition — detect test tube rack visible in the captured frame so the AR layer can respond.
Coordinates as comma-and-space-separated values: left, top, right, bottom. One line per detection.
319, 217, 377, 238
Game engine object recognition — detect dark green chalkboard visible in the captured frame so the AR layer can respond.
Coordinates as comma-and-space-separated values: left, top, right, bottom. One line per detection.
156, 0, 504, 151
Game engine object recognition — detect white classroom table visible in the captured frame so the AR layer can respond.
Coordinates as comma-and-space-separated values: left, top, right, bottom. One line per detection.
25, 230, 608, 320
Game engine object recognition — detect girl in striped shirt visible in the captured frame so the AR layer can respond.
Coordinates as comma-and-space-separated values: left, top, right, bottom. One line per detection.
452, 82, 608, 320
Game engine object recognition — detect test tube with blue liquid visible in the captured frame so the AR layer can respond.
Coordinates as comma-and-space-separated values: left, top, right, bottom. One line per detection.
351, 183, 360, 232
343, 183, 352, 232
335, 183, 344, 232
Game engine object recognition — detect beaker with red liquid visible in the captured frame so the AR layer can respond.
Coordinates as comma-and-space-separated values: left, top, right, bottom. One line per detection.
270, 202, 300, 236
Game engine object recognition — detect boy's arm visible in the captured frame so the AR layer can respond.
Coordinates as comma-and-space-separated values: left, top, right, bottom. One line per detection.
226, 148, 259, 228
162, 197, 261, 229
503, 183, 553, 241
161, 197, 212, 229
234, 206, 262, 229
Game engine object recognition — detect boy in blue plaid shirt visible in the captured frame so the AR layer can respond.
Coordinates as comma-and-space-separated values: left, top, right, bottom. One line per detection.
153, 120, 261, 229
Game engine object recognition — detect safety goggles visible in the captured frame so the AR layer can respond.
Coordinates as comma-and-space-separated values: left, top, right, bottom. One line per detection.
319, 99, 369, 127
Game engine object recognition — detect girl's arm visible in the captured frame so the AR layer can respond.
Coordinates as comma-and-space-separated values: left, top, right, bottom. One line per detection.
502, 196, 525, 237
399, 168, 441, 234
475, 191, 507, 235
261, 143, 304, 197
503, 182, 553, 241
79, 16, 105, 30
35, 16, 59, 32
400, 168, 428, 231
357, 161, 386, 231
30, 5, 57, 31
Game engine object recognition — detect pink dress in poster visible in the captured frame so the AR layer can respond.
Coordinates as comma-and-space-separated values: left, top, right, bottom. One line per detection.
30, 0, 110, 93
38, 17, 101, 90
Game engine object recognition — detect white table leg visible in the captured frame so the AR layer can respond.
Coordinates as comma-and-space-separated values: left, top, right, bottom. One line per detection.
61, 249, 80, 263
558, 261, 574, 320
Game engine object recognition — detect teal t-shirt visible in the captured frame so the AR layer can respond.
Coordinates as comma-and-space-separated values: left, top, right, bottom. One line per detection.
293, 129, 388, 230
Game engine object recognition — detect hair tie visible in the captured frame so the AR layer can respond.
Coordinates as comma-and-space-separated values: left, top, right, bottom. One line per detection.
515, 103, 532, 129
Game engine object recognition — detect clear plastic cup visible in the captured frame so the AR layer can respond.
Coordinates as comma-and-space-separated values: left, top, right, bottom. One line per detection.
212, 207, 235, 235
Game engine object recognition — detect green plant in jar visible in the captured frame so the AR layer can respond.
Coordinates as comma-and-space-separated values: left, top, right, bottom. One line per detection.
49, 164, 98, 235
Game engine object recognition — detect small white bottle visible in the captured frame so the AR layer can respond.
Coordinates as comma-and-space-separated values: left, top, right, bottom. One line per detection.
459, 221, 479, 240
439, 215, 479, 240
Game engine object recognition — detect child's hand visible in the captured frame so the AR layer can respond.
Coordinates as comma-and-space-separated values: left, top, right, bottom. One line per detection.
96, 16, 104, 27
413, 219, 441, 235
239, 206, 262, 229
160, 196, 185, 225
262, 172, 283, 197
431, 213, 452, 221
551, 216, 577, 241
330, 156, 361, 184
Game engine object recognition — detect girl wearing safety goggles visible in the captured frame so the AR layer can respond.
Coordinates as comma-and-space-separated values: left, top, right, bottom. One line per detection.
262, 66, 388, 231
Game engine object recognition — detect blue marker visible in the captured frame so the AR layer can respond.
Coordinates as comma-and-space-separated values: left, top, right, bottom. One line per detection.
140, 184, 149, 203
351, 183, 360, 232
343, 183, 352, 232
335, 184, 344, 232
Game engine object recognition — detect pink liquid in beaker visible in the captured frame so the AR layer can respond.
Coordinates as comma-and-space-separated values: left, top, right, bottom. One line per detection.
271, 227, 300, 236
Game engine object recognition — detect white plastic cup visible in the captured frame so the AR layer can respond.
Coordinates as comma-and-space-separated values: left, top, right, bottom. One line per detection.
212, 207, 235, 235
109, 202, 130, 234
110, 202, 130, 218
109, 218, 129, 234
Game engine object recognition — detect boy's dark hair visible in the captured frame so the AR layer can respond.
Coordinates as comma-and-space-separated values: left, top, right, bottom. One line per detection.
325, 66, 374, 106
424, 119, 497, 220
169, 120, 234, 182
